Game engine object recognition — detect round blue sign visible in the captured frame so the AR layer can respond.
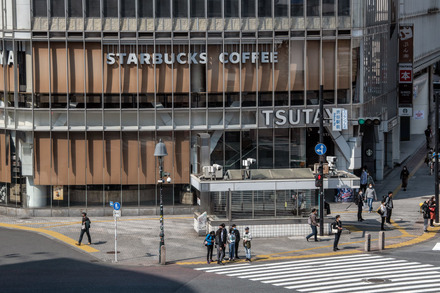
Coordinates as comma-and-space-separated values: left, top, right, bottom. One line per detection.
315, 143, 327, 156
114, 202, 121, 211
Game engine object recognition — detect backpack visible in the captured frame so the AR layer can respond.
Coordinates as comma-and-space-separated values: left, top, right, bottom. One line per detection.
422, 203, 430, 219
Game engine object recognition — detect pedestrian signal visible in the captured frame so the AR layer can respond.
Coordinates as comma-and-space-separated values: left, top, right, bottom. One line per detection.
315, 174, 323, 188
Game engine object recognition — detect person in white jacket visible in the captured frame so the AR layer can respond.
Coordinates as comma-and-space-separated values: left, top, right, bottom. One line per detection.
365, 183, 377, 213
242, 227, 252, 262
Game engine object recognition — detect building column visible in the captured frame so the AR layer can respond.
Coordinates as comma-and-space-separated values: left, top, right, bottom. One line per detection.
26, 177, 47, 208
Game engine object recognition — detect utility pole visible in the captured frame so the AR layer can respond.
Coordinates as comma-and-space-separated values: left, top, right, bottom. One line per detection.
319, 85, 324, 236
436, 92, 439, 223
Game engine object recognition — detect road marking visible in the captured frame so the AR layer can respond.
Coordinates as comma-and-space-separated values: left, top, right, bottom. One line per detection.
432, 242, 440, 250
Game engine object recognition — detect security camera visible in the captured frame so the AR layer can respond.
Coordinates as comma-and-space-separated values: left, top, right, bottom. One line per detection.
242, 158, 257, 167
166, 177, 172, 183
213, 164, 222, 171
326, 156, 337, 164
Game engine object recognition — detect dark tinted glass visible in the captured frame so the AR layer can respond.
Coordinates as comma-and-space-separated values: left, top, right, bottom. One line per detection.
291, 0, 303, 16
68, 0, 82, 17
307, 0, 320, 16
86, 0, 100, 17
208, 0, 222, 17
322, 0, 335, 16
258, 0, 271, 17
139, 0, 154, 17
103, 0, 118, 17
338, 0, 350, 16
224, 0, 238, 17
241, 0, 255, 17
274, 0, 288, 17
34, 0, 47, 17
173, 0, 188, 17
191, 0, 205, 17
156, 0, 171, 17
121, 0, 136, 17
51, 0, 65, 17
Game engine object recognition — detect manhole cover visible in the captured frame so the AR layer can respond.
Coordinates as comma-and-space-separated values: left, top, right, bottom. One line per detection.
363, 278, 391, 284
106, 251, 120, 254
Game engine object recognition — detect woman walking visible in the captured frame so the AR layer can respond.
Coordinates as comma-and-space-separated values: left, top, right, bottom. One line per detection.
400, 166, 410, 191
242, 227, 252, 262
332, 215, 343, 251
204, 231, 215, 264
379, 200, 387, 231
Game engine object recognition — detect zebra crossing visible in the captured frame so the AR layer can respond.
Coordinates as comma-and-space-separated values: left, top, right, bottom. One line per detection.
195, 254, 440, 292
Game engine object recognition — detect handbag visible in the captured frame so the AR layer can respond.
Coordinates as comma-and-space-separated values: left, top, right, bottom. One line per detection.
376, 207, 383, 215
332, 228, 338, 234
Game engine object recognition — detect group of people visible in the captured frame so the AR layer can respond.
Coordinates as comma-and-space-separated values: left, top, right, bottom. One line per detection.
422, 196, 437, 232
205, 223, 252, 265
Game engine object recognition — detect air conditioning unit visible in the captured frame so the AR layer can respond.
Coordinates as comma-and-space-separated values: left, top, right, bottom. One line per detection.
202, 165, 223, 179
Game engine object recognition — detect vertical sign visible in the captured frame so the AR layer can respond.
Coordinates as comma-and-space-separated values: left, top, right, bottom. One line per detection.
398, 24, 414, 105
342, 109, 348, 130
332, 108, 342, 131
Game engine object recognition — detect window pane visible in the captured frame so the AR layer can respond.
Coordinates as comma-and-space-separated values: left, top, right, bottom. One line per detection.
323, 0, 335, 16
121, 0, 136, 17
275, 0, 288, 17
34, 0, 47, 17
258, 0, 271, 17
291, 0, 304, 16
224, 0, 238, 17
208, 0, 222, 17
173, 0, 188, 17
258, 129, 273, 168
338, 0, 350, 16
139, 0, 153, 17
191, 0, 205, 17
156, 0, 171, 17
68, 0, 83, 17
51, 0, 65, 17
241, 0, 255, 17
307, 0, 320, 17
103, 0, 118, 17
86, 0, 100, 17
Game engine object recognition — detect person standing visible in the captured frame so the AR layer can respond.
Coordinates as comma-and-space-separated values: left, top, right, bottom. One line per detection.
384, 191, 394, 224
360, 167, 368, 193
422, 200, 431, 232
429, 196, 436, 227
306, 208, 319, 242
379, 200, 387, 231
204, 231, 215, 264
242, 227, 252, 262
365, 184, 377, 213
367, 171, 375, 187
215, 223, 227, 265
231, 224, 240, 259
400, 166, 410, 191
332, 215, 343, 251
356, 190, 365, 222
227, 227, 236, 261
76, 212, 91, 246
425, 125, 432, 149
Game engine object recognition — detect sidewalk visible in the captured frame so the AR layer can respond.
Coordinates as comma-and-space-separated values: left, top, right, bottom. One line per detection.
0, 135, 437, 267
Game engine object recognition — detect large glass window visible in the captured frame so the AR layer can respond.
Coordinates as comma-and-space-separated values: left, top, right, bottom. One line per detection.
306, 40, 319, 105
224, 0, 239, 17
103, 0, 118, 17
208, 0, 222, 17
68, 0, 82, 17
34, 0, 47, 17
50, 0, 65, 17
274, 129, 289, 168
338, 0, 350, 16
139, 0, 154, 17
258, 0, 272, 17
121, 0, 136, 17
291, 0, 304, 16
241, 0, 255, 17
275, 0, 288, 17
307, 0, 320, 16
156, 0, 171, 17
225, 131, 240, 170
86, 0, 100, 17
322, 0, 335, 16
173, 0, 188, 17
258, 129, 273, 169
191, 0, 205, 17
337, 40, 350, 104
290, 40, 305, 105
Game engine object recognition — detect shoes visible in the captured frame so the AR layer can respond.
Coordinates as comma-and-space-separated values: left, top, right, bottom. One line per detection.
207, 260, 210, 264
87, 242, 91, 245
236, 256, 240, 259
210, 259, 214, 262
75, 243, 81, 246
245, 258, 249, 261
368, 211, 371, 213
306, 237, 309, 242
314, 239, 319, 242
333, 248, 337, 251
430, 225, 435, 227
403, 188, 406, 191
424, 230, 428, 232
335, 248, 340, 250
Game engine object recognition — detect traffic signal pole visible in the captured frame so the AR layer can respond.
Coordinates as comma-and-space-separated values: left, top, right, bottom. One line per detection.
319, 85, 324, 236
435, 92, 439, 224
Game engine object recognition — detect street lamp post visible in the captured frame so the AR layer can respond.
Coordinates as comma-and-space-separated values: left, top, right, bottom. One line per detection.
154, 139, 168, 265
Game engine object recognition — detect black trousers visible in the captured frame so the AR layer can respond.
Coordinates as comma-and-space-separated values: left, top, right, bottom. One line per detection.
78, 229, 91, 244
206, 245, 213, 261
357, 204, 363, 220
334, 233, 341, 249
381, 217, 386, 230
386, 208, 392, 223
235, 241, 240, 258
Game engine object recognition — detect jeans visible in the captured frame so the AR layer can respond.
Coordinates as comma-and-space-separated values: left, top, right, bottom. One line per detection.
245, 246, 251, 259
367, 198, 374, 212
78, 229, 91, 244
386, 208, 392, 223
207, 245, 213, 261
235, 241, 240, 258
424, 218, 429, 231
229, 243, 235, 259
306, 225, 318, 241
217, 245, 225, 262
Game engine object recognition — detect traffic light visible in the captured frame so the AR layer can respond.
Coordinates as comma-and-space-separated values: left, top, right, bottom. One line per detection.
315, 174, 323, 188
358, 118, 381, 126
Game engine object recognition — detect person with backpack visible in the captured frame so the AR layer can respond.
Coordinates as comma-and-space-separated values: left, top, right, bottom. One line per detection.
204, 231, 215, 264
215, 223, 227, 265
231, 224, 241, 259
227, 227, 236, 261
76, 212, 91, 246
384, 191, 394, 223
422, 200, 431, 232
378, 200, 387, 231
356, 190, 365, 222
306, 208, 319, 242
242, 227, 252, 262
332, 215, 343, 251
365, 183, 377, 213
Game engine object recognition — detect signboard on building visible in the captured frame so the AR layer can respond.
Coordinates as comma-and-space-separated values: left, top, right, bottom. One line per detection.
332, 108, 342, 131
398, 24, 414, 105
53, 185, 63, 200
398, 107, 413, 117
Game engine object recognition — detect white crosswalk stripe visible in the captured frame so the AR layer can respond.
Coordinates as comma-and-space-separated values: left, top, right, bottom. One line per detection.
194, 254, 440, 292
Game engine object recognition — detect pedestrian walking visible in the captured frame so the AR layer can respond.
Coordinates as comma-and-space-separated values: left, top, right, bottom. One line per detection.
76, 212, 91, 246
367, 171, 375, 187
384, 191, 394, 223
231, 224, 240, 259
400, 166, 410, 191
429, 196, 436, 227
204, 231, 215, 264
306, 208, 319, 242
332, 215, 343, 251
242, 227, 252, 262
425, 125, 432, 149
360, 167, 368, 193
365, 183, 377, 213
422, 200, 430, 232
378, 200, 387, 231
356, 190, 365, 222
215, 223, 227, 265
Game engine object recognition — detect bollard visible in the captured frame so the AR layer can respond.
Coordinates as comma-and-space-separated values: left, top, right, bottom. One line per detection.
364, 233, 371, 252
378, 231, 385, 250
160, 245, 166, 265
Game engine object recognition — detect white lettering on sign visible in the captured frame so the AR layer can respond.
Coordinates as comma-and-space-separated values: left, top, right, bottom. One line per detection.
263, 109, 335, 127
106, 51, 278, 65
0, 51, 14, 66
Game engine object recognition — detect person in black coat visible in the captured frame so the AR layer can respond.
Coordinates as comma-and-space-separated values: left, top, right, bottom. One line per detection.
356, 190, 365, 222
76, 212, 91, 246
332, 215, 343, 251
215, 223, 227, 265
231, 224, 240, 259
400, 166, 410, 191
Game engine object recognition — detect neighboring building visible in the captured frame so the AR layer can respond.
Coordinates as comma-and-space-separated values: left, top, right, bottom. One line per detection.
0, 0, 437, 216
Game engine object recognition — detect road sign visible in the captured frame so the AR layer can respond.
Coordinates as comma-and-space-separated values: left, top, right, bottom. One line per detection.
332, 108, 342, 131
114, 202, 121, 211
113, 210, 121, 218
315, 143, 327, 156
109, 201, 114, 207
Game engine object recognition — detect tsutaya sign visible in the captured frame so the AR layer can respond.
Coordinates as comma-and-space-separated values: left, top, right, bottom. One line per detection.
0, 51, 14, 66
261, 108, 337, 127
106, 51, 278, 65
